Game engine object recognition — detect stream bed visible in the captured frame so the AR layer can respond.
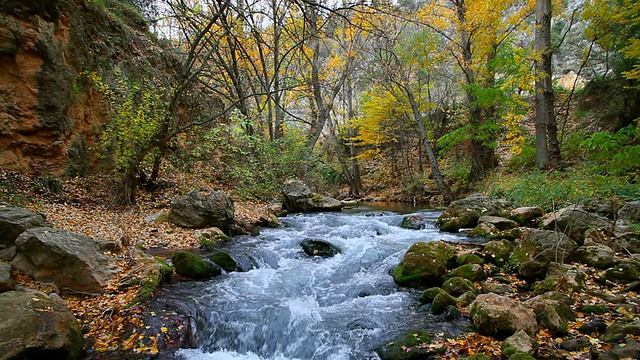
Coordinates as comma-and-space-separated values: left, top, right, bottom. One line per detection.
161, 205, 472, 360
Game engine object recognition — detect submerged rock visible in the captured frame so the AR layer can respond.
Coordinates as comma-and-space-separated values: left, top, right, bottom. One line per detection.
300, 239, 341, 257
400, 215, 428, 230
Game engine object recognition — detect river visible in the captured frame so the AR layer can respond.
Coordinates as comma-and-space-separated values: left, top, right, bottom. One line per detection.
161, 205, 471, 360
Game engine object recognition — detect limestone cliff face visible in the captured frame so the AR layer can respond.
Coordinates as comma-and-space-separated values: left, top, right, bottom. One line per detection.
0, 0, 178, 175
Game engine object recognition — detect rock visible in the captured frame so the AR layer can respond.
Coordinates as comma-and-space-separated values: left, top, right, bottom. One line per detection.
579, 304, 610, 315
483, 239, 513, 266
558, 336, 590, 351
0, 203, 49, 248
603, 261, 640, 283
171, 251, 221, 279
0, 289, 83, 360
507, 352, 536, 360
598, 338, 640, 360
169, 189, 234, 230
470, 293, 537, 337
419, 287, 444, 304
300, 239, 341, 257
209, 252, 239, 272
574, 245, 615, 269
533, 262, 586, 294
604, 319, 640, 343
196, 227, 231, 250
374, 330, 435, 360
509, 207, 544, 227
456, 253, 484, 266
524, 294, 574, 337
12, 227, 116, 292
463, 355, 490, 360
392, 241, 455, 288
478, 216, 518, 231
431, 291, 457, 314
511, 229, 578, 280
281, 180, 343, 213
618, 201, 640, 222
0, 247, 16, 262
120, 250, 173, 304
257, 213, 281, 228
0, 261, 12, 292
613, 220, 640, 253
442, 277, 476, 296
502, 329, 538, 358
578, 319, 607, 335
436, 194, 511, 232
541, 205, 611, 245
481, 282, 513, 295
457, 291, 477, 307
400, 215, 428, 230
445, 264, 487, 282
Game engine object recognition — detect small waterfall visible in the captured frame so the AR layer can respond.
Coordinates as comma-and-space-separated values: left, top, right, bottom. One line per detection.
163, 207, 470, 360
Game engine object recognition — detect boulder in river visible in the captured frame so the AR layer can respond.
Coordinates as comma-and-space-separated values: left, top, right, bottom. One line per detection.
400, 215, 428, 230
169, 188, 234, 230
171, 251, 221, 279
209, 252, 240, 272
12, 227, 117, 293
0, 202, 50, 248
436, 194, 511, 232
0, 289, 84, 360
393, 241, 455, 288
281, 179, 343, 212
300, 239, 341, 257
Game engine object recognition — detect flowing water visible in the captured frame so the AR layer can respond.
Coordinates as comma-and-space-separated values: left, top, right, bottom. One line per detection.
163, 205, 472, 360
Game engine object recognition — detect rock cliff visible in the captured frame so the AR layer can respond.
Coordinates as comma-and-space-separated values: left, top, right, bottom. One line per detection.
0, 0, 178, 175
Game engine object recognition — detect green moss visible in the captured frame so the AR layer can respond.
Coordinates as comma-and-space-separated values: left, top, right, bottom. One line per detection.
463, 354, 490, 360
420, 287, 444, 304
375, 330, 433, 360
508, 351, 536, 360
483, 240, 513, 266
209, 252, 238, 272
431, 292, 457, 315
457, 254, 484, 266
580, 305, 610, 315
442, 277, 476, 296
604, 263, 640, 283
171, 251, 220, 279
444, 264, 487, 282
393, 241, 455, 288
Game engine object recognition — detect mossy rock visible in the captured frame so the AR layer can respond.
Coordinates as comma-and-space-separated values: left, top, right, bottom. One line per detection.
442, 277, 476, 296
603, 262, 640, 283
209, 252, 238, 272
457, 291, 477, 307
444, 264, 487, 282
393, 241, 455, 288
375, 329, 435, 360
420, 287, 444, 304
483, 239, 513, 267
197, 227, 231, 250
508, 351, 536, 360
431, 292, 457, 315
457, 254, 484, 266
171, 251, 221, 279
436, 195, 511, 233
604, 319, 640, 343
463, 354, 490, 360
580, 305, 610, 315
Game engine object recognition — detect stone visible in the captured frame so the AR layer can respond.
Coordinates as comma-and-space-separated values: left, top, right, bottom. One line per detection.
444, 264, 487, 282
578, 319, 607, 335
604, 319, 640, 343
470, 293, 537, 337
209, 252, 239, 272
120, 250, 173, 304
0, 261, 12, 292
541, 205, 611, 245
300, 239, 341, 257
574, 245, 615, 269
169, 188, 235, 230
0, 289, 83, 360
525, 294, 575, 337
558, 336, 590, 351
400, 215, 428, 230
598, 338, 640, 360
509, 207, 544, 227
0, 247, 16, 262
483, 239, 513, 266
457, 291, 477, 307
392, 241, 455, 288
436, 194, 511, 232
419, 287, 444, 304
481, 282, 513, 295
431, 291, 457, 315
613, 220, 640, 253
257, 213, 281, 228
618, 201, 640, 222
478, 216, 518, 231
456, 253, 484, 266
502, 329, 539, 358
374, 330, 435, 360
281, 179, 343, 213
579, 304, 610, 315
533, 262, 586, 294
196, 227, 231, 250
603, 261, 640, 283
507, 352, 536, 360
0, 203, 49, 248
171, 251, 221, 279
510, 229, 578, 280
12, 227, 116, 292
442, 277, 476, 296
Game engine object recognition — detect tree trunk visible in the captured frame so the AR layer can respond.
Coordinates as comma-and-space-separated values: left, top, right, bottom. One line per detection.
535, 0, 561, 168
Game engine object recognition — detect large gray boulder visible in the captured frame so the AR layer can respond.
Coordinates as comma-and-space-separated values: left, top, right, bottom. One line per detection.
510, 229, 578, 280
525, 294, 574, 337
169, 188, 235, 230
12, 228, 116, 293
618, 201, 640, 223
0, 261, 12, 292
0, 203, 50, 248
542, 206, 611, 245
575, 245, 615, 269
470, 293, 538, 337
0, 289, 83, 360
281, 180, 343, 212
437, 194, 511, 232
509, 206, 544, 227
